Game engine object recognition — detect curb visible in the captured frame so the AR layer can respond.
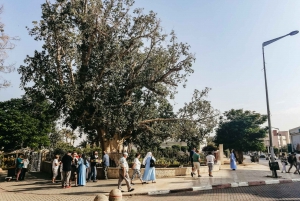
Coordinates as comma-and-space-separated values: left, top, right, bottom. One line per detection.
125, 179, 300, 197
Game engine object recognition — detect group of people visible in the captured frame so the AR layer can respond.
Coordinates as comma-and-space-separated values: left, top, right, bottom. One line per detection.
189, 148, 217, 177
51, 150, 156, 192
280, 151, 300, 173
15, 154, 29, 181
52, 150, 106, 188
117, 152, 157, 192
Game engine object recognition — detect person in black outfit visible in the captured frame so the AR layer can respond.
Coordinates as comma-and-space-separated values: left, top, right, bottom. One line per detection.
287, 153, 297, 173
61, 151, 73, 188
88, 151, 99, 182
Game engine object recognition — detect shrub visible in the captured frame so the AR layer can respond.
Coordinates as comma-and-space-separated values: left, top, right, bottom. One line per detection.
172, 145, 181, 151
181, 146, 188, 152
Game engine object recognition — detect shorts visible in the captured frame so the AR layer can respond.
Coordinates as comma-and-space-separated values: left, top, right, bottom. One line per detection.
207, 163, 214, 172
193, 162, 201, 170
52, 168, 58, 178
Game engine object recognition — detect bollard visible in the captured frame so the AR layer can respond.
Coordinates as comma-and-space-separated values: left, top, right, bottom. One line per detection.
94, 194, 109, 201
109, 189, 122, 201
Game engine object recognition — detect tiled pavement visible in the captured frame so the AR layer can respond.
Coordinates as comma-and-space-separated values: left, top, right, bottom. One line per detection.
0, 159, 300, 201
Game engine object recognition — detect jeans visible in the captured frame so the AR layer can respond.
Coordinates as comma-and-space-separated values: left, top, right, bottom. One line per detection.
89, 166, 97, 181
103, 165, 108, 179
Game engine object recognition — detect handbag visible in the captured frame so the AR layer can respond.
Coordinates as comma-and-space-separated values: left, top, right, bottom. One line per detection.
150, 157, 155, 168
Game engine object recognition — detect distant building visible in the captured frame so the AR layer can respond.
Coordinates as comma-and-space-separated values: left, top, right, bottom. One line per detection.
289, 126, 300, 151
263, 130, 290, 151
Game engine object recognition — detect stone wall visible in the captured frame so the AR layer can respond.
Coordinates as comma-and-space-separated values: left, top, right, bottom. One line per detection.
41, 161, 220, 179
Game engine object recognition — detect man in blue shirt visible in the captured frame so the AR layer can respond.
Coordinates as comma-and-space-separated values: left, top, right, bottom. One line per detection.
102, 151, 110, 180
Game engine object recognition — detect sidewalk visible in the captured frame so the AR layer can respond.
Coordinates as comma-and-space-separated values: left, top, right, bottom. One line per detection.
0, 161, 299, 201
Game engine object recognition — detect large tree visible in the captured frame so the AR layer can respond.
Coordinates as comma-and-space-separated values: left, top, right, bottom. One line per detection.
214, 109, 267, 164
0, 5, 18, 89
19, 0, 218, 153
0, 98, 55, 151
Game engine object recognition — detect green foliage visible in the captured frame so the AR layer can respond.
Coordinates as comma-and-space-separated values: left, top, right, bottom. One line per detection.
0, 98, 56, 151
180, 146, 188, 152
214, 109, 267, 154
171, 145, 181, 151
202, 144, 218, 152
19, 0, 218, 152
273, 147, 279, 155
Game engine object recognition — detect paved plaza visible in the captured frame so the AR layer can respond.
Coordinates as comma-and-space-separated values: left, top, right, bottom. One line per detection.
0, 158, 300, 200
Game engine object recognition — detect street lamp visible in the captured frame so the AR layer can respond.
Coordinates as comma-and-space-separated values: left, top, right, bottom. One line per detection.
262, 30, 298, 178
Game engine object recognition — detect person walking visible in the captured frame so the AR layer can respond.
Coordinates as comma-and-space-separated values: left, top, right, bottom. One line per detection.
61, 151, 73, 188
295, 151, 300, 174
19, 156, 29, 181
280, 153, 288, 173
102, 151, 110, 180
70, 152, 78, 187
88, 151, 99, 182
118, 152, 134, 192
131, 153, 145, 185
287, 153, 297, 173
77, 154, 89, 186
52, 155, 60, 183
206, 152, 216, 177
191, 150, 201, 177
16, 154, 24, 181
190, 147, 196, 177
142, 152, 157, 183
230, 149, 237, 170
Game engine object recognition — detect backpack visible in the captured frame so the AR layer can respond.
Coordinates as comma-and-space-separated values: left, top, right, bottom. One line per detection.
150, 157, 155, 168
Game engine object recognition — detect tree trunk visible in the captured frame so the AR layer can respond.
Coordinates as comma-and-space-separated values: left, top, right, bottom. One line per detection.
237, 150, 244, 164
97, 128, 125, 166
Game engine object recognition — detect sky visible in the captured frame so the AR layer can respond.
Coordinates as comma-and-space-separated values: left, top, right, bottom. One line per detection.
1, 0, 300, 138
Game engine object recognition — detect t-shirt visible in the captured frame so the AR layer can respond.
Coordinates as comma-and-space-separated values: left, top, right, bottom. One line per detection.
193, 153, 200, 162
23, 159, 29, 168
190, 150, 195, 159
133, 158, 141, 170
90, 155, 99, 166
119, 157, 129, 171
52, 159, 59, 169
296, 154, 300, 163
17, 158, 23, 169
61, 154, 73, 171
102, 154, 110, 167
206, 155, 215, 164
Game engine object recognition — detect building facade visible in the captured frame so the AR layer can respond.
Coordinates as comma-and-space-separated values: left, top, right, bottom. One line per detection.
263, 130, 290, 151
289, 126, 300, 151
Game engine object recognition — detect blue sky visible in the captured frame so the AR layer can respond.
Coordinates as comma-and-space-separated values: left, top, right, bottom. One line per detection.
1, 0, 300, 132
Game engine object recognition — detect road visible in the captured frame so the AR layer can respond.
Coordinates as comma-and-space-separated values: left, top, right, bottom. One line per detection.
125, 182, 300, 201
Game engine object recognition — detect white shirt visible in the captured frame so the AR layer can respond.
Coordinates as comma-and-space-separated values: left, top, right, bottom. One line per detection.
296, 154, 300, 163
23, 159, 29, 168
133, 158, 141, 170
119, 157, 129, 171
206, 155, 215, 164
52, 159, 59, 169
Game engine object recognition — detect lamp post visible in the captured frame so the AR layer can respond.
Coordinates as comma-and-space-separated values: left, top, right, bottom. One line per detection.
262, 30, 299, 178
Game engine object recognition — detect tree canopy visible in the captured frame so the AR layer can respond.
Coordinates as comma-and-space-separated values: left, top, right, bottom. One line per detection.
0, 98, 55, 151
19, 0, 218, 152
0, 5, 18, 89
214, 109, 267, 163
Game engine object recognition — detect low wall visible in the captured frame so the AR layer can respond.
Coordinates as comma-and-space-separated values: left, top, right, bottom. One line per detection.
41, 161, 220, 179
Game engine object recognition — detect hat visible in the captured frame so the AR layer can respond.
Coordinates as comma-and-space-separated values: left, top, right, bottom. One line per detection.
123, 152, 128, 156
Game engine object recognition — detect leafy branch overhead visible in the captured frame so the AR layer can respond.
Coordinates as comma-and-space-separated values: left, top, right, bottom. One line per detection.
18, 0, 218, 152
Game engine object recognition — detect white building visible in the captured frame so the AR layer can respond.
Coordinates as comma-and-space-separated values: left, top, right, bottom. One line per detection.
289, 126, 300, 151
263, 130, 290, 150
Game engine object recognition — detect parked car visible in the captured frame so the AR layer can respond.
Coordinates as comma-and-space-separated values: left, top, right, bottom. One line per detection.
259, 154, 266, 158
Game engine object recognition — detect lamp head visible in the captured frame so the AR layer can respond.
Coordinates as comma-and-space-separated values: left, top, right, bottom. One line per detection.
289, 30, 299, 36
